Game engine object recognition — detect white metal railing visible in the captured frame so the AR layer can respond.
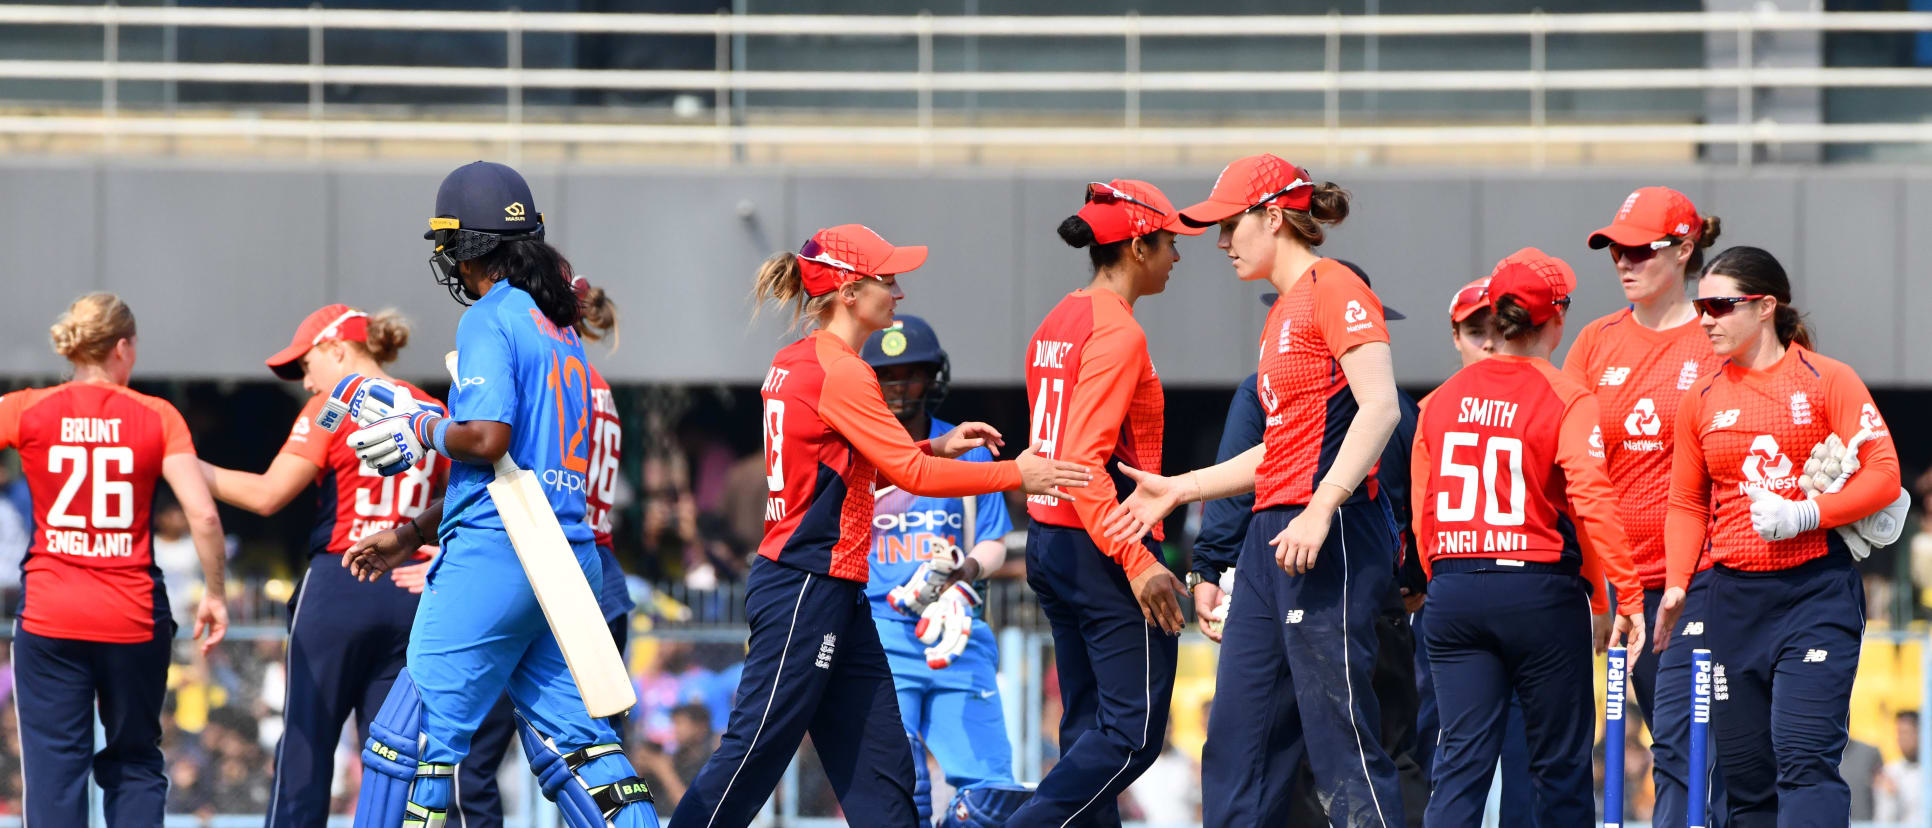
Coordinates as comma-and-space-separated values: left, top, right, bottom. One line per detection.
2, 5, 1932, 165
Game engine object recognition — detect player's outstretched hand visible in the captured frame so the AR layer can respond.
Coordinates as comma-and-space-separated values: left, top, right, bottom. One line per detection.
1131, 565, 1188, 635
1100, 464, 1186, 544
932, 422, 1006, 458
1651, 586, 1686, 654
344, 526, 417, 582
1272, 504, 1334, 576
1015, 441, 1089, 501
348, 410, 441, 477
194, 593, 228, 656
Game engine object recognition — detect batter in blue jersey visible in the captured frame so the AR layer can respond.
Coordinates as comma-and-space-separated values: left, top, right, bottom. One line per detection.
337, 162, 659, 828
861, 316, 1021, 826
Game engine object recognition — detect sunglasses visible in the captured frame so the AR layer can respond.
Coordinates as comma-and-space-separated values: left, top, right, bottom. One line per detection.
798, 238, 861, 273
1450, 283, 1488, 315
1085, 182, 1168, 216
1608, 238, 1677, 265
1244, 178, 1312, 213
1692, 294, 1767, 318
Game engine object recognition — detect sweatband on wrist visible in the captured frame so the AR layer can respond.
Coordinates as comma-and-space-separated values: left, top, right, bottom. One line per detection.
430, 417, 452, 458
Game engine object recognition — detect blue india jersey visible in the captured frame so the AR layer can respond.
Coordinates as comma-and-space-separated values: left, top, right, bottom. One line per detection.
865, 419, 1012, 623
441, 283, 596, 547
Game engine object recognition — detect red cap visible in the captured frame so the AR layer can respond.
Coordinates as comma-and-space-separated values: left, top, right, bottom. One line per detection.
1075, 180, 1206, 244
796, 224, 928, 297
1449, 277, 1491, 323
1587, 186, 1702, 249
265, 304, 370, 380
1486, 248, 1577, 326
1179, 154, 1314, 227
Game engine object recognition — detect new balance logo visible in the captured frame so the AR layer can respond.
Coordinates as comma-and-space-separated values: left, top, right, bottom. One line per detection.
815, 633, 837, 669
1284, 610, 1304, 624
1683, 621, 1703, 636
1803, 649, 1828, 663
1600, 367, 1631, 386
1710, 409, 1741, 431
1624, 398, 1661, 437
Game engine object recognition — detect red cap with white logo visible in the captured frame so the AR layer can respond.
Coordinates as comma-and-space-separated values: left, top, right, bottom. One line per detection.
265, 304, 370, 380
1587, 186, 1703, 249
796, 224, 928, 297
1179, 154, 1315, 227
1076, 179, 1204, 244
1486, 248, 1577, 326
1449, 277, 1491, 323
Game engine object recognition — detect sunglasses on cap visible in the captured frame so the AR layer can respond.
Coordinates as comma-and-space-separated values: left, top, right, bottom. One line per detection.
1693, 294, 1767, 319
798, 238, 863, 273
1245, 178, 1312, 213
1451, 283, 1487, 312
1085, 182, 1168, 216
1608, 238, 1678, 265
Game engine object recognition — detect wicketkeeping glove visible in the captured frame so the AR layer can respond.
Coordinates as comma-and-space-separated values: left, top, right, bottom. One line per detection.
888, 542, 965, 617
317, 374, 420, 433
1797, 429, 1874, 498
915, 582, 981, 669
348, 410, 444, 477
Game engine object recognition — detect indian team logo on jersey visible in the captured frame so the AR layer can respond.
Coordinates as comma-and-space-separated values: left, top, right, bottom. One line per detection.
1710, 408, 1741, 431
1624, 398, 1662, 437
1741, 434, 1795, 489
1600, 367, 1631, 386
1789, 392, 1812, 425
1677, 360, 1702, 391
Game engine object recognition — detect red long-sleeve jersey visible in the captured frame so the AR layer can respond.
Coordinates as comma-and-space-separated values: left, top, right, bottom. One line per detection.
1024, 288, 1164, 579
1255, 259, 1388, 509
1666, 345, 1900, 589
584, 364, 621, 550
1412, 355, 1642, 616
760, 330, 1020, 583
281, 381, 447, 555
0, 382, 195, 642
1562, 309, 1723, 589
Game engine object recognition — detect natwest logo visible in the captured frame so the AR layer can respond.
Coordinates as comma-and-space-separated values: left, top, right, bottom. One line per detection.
1624, 398, 1661, 437
1741, 434, 1794, 486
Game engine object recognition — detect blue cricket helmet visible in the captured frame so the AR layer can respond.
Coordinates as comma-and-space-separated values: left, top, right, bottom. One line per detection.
862, 314, 951, 414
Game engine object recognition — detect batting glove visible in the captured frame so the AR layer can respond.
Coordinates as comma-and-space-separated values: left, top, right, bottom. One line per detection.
915, 582, 981, 669
349, 410, 444, 477
318, 374, 420, 433
888, 542, 965, 618
1745, 486, 1820, 542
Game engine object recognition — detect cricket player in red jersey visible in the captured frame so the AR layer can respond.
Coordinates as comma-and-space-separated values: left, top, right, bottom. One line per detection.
671, 224, 1088, 828
1009, 179, 1200, 826
0, 292, 230, 828
1661, 246, 1901, 824
198, 304, 448, 828
1104, 155, 1405, 826
1411, 248, 1646, 826
1563, 186, 1727, 826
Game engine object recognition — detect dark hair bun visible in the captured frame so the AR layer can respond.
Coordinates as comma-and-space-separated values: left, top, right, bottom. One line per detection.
1058, 215, 1096, 249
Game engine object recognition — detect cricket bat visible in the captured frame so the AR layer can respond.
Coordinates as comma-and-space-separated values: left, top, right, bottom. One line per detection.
446, 350, 637, 718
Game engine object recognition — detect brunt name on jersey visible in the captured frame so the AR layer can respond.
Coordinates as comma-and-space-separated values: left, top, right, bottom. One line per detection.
60, 417, 121, 443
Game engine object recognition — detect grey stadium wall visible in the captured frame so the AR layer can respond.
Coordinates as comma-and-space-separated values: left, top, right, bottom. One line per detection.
2, 159, 1929, 388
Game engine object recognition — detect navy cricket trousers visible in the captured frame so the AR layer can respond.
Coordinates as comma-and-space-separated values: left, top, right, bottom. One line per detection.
267, 554, 422, 828
1202, 503, 1404, 828
1705, 554, 1863, 827
14, 621, 173, 828
1629, 575, 1727, 828
670, 556, 917, 828
1012, 525, 1178, 828
1422, 567, 1594, 828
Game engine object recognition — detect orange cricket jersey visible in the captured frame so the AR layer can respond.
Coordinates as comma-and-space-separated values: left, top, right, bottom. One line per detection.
281, 380, 448, 556
1561, 309, 1723, 589
1666, 345, 1900, 588
1023, 288, 1164, 579
759, 330, 1019, 583
585, 364, 621, 550
0, 382, 194, 642
1254, 260, 1388, 510
1412, 355, 1642, 616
